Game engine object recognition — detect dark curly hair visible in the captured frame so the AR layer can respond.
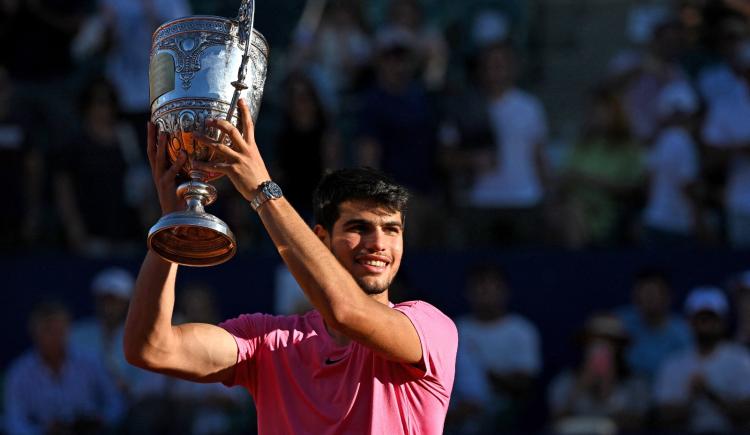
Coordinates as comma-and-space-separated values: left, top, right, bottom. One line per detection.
312, 167, 410, 231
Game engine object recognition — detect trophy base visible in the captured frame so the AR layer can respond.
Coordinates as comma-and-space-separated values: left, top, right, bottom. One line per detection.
147, 210, 237, 267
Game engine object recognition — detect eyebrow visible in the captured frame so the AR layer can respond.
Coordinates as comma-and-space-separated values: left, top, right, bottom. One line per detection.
342, 218, 403, 229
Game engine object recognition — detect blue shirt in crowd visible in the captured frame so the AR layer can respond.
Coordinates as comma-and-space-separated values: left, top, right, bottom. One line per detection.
3, 349, 124, 435
617, 306, 693, 379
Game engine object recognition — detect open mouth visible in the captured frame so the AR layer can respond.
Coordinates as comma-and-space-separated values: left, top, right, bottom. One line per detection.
356, 256, 391, 272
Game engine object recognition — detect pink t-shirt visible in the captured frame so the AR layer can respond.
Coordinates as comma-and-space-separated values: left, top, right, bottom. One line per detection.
219, 300, 457, 435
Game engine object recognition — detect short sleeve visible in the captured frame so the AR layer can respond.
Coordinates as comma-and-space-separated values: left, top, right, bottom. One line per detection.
219, 313, 276, 388
660, 130, 699, 183
653, 356, 690, 404
510, 319, 542, 375
394, 301, 458, 388
720, 346, 750, 399
547, 370, 575, 415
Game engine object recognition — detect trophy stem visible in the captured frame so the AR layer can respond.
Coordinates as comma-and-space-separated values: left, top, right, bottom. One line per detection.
147, 172, 235, 267
178, 171, 217, 214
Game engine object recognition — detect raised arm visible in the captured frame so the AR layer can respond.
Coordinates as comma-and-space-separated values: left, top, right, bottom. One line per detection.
122, 124, 237, 383
192, 99, 423, 365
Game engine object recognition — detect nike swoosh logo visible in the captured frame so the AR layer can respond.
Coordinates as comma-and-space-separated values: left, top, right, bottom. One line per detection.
324, 356, 346, 365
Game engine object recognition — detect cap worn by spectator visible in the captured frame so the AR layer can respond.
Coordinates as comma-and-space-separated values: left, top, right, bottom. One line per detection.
471, 10, 509, 48
91, 267, 135, 299
684, 286, 729, 317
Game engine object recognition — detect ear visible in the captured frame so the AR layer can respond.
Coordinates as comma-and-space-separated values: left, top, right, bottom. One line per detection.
313, 224, 329, 244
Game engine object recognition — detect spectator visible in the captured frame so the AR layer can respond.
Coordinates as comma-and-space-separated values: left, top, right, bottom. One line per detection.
70, 267, 136, 395
356, 27, 443, 247
623, 13, 689, 144
701, 40, 750, 248
381, 0, 449, 91
443, 37, 549, 246
616, 268, 693, 380
559, 85, 645, 247
274, 72, 339, 220
450, 264, 541, 433
3, 299, 124, 435
52, 78, 152, 256
641, 80, 705, 245
548, 313, 650, 434
99, 0, 191, 138
289, 0, 372, 113
654, 286, 750, 432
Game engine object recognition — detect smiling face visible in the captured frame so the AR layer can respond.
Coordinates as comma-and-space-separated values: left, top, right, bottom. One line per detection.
315, 200, 404, 299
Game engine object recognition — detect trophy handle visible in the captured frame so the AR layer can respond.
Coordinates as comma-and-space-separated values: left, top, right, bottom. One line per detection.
224, 0, 256, 126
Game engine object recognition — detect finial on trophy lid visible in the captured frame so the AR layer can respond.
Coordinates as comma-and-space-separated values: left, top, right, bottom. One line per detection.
146, 0, 269, 266
223, 0, 255, 136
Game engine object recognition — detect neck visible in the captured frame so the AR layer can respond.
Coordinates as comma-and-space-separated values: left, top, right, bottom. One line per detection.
697, 340, 719, 356
487, 83, 510, 99
644, 313, 667, 328
40, 351, 66, 375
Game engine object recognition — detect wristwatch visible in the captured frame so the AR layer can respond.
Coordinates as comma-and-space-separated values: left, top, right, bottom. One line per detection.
250, 180, 283, 211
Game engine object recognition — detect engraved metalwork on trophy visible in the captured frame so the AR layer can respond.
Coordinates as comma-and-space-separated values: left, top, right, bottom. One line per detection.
147, 5, 269, 267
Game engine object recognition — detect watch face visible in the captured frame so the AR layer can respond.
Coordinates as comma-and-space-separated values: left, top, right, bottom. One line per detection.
264, 181, 283, 199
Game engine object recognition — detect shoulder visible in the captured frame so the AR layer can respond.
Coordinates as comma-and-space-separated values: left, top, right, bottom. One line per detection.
716, 342, 750, 362
394, 300, 455, 327
507, 89, 545, 112
394, 301, 457, 344
667, 315, 691, 330
659, 128, 695, 149
5, 351, 36, 381
506, 313, 538, 330
660, 348, 695, 373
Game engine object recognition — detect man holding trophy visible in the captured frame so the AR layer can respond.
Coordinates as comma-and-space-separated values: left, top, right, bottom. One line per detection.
123, 2, 457, 434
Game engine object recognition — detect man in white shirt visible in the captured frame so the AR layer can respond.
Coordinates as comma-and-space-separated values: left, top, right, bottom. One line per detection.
642, 80, 701, 242
701, 40, 750, 248
654, 286, 750, 433
450, 264, 541, 433
443, 40, 549, 246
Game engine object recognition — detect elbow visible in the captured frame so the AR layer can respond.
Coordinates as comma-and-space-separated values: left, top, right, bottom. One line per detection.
122, 335, 149, 369
122, 330, 161, 370
328, 297, 367, 335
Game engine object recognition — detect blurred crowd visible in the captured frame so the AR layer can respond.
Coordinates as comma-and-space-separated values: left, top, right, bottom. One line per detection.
5, 0, 750, 434
3, 0, 750, 255
7, 263, 750, 435
447, 265, 750, 435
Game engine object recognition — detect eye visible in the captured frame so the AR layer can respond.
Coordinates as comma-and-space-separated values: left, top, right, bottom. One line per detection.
346, 224, 368, 233
384, 225, 402, 235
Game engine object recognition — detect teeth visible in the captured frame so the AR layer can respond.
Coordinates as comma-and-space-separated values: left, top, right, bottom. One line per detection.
363, 260, 386, 267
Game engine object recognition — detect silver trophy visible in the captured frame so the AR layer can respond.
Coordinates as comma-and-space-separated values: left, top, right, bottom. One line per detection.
147, 0, 268, 266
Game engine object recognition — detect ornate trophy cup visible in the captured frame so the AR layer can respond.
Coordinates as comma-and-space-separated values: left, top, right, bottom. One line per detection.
147, 1, 268, 266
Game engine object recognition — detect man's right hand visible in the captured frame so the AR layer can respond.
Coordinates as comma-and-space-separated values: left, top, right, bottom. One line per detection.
146, 122, 187, 215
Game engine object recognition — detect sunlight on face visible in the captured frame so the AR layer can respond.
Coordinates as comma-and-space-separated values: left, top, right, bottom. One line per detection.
323, 200, 404, 296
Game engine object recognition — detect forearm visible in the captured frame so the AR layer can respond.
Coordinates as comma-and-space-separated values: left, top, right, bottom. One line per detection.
123, 251, 179, 366
257, 198, 370, 328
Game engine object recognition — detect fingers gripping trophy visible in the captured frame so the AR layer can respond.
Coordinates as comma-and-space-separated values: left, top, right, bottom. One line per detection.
147, 0, 268, 266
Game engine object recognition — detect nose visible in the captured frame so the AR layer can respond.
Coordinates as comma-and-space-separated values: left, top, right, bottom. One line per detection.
364, 227, 387, 252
